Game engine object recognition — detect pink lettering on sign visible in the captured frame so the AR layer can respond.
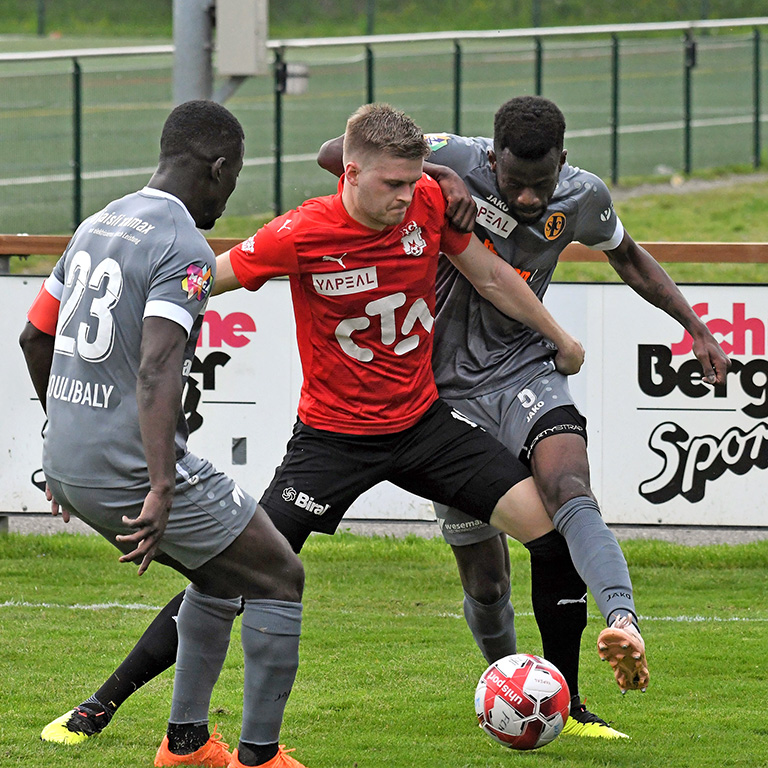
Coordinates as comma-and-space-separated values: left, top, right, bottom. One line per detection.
197, 310, 256, 348
671, 303, 765, 356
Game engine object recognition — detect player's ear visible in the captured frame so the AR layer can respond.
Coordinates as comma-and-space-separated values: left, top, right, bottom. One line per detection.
344, 160, 361, 185
559, 150, 567, 170
211, 156, 226, 181
488, 149, 497, 172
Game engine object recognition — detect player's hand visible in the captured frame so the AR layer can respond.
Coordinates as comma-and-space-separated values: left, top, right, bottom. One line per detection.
553, 334, 585, 375
435, 168, 476, 233
46, 484, 70, 523
691, 332, 731, 385
116, 489, 172, 575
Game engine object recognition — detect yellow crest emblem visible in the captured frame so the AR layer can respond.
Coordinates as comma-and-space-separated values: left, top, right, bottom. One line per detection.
543, 212, 566, 241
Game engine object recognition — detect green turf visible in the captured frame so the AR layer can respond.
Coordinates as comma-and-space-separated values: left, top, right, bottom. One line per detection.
1, 28, 766, 235
2, 0, 767, 38
12, 177, 768, 283
1, 532, 767, 768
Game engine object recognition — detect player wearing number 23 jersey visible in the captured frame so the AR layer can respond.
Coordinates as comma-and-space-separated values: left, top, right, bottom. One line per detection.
33, 187, 216, 489
228, 173, 470, 435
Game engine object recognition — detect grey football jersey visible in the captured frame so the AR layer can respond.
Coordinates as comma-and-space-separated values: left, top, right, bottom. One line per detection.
42, 187, 215, 487
427, 133, 624, 398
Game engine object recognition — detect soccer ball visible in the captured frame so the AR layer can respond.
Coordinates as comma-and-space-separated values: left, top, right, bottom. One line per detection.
474, 653, 570, 751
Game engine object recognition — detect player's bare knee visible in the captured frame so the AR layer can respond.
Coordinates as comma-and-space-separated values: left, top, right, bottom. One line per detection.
540, 474, 594, 513
276, 549, 305, 601
247, 546, 304, 603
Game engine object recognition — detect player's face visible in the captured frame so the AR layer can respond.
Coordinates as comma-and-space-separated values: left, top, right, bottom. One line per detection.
197, 141, 245, 230
344, 152, 424, 230
491, 146, 565, 225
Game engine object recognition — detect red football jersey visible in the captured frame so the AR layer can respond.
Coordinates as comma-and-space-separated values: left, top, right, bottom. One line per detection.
229, 175, 471, 434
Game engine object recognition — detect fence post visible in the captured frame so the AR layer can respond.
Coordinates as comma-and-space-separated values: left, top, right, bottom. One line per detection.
610, 34, 620, 186
754, 28, 762, 168
72, 58, 82, 231
273, 48, 287, 215
365, 45, 375, 104
453, 40, 462, 135
37, 0, 46, 36
683, 30, 696, 176
534, 37, 543, 95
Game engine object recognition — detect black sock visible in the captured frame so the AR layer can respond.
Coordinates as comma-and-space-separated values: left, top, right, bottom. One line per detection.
167, 722, 209, 754
525, 530, 587, 701
237, 740, 279, 766
93, 590, 184, 712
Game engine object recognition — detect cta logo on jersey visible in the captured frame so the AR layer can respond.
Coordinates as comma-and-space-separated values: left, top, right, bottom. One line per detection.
182, 264, 213, 301
313, 266, 378, 296
544, 212, 566, 241
400, 221, 427, 256
472, 196, 517, 238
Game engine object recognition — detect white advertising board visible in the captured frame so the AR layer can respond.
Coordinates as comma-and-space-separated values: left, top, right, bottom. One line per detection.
3, 276, 766, 526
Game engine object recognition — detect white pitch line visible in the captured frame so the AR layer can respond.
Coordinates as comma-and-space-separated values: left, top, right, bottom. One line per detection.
1, 599, 162, 611
4, 600, 766, 622
2, 110, 768, 190
567, 113, 768, 139
0, 153, 318, 188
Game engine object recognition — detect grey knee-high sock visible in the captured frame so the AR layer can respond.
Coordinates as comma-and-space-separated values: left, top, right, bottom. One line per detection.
552, 496, 637, 627
463, 586, 517, 664
169, 585, 241, 725
240, 599, 303, 745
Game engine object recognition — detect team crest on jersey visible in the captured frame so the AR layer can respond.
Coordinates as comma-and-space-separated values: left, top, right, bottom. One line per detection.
400, 220, 426, 256
543, 212, 567, 241
182, 264, 213, 301
240, 235, 255, 253
423, 133, 450, 151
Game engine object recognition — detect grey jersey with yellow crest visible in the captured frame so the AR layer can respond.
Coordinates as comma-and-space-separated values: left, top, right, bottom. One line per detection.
427, 133, 624, 399
42, 187, 215, 488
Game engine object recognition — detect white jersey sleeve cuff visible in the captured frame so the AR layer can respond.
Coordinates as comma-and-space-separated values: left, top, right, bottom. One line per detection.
144, 299, 195, 336
588, 217, 625, 251
44, 273, 65, 300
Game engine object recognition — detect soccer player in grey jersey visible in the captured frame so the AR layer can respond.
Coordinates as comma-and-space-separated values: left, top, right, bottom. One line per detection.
418, 96, 729, 736
21, 101, 308, 768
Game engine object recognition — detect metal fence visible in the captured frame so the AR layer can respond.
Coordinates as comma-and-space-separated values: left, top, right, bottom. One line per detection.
1, 17, 766, 236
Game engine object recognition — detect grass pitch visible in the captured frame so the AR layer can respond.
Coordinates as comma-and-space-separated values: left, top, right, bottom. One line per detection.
1, 531, 767, 768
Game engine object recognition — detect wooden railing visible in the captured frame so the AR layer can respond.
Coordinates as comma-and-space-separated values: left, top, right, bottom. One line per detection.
1, 234, 767, 264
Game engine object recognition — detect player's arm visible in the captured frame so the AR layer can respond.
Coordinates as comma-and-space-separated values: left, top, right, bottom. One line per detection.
19, 281, 61, 410
317, 135, 344, 176
19, 282, 72, 521
317, 135, 476, 232
604, 231, 730, 384
446, 234, 585, 374
116, 316, 187, 575
19, 322, 55, 411
212, 248, 244, 295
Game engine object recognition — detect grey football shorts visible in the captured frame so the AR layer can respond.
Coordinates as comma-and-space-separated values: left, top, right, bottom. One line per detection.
45, 452, 256, 570
435, 368, 586, 547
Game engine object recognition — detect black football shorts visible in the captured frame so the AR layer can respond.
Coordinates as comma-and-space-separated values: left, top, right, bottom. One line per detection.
259, 398, 531, 539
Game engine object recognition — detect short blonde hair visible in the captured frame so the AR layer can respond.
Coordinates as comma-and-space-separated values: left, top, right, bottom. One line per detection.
343, 103, 429, 163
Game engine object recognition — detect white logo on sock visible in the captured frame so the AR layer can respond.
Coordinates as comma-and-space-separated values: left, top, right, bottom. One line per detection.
557, 592, 587, 606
